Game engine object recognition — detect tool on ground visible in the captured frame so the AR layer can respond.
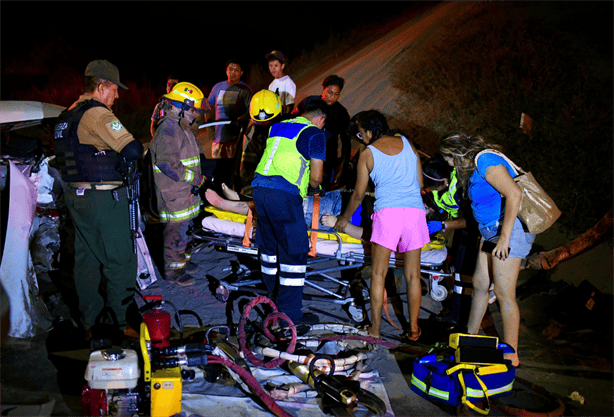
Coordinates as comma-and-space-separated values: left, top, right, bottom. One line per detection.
287, 359, 387, 416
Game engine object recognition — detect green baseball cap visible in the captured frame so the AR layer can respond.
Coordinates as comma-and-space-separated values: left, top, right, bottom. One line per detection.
85, 59, 128, 90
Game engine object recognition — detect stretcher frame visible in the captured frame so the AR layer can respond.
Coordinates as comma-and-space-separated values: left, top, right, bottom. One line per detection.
192, 196, 455, 323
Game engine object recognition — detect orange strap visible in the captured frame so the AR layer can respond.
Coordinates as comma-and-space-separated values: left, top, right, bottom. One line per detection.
243, 205, 254, 247
308, 194, 321, 257
383, 289, 403, 331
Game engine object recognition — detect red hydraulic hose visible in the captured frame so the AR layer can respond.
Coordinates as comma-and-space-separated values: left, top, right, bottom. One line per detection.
237, 296, 297, 368
208, 355, 293, 417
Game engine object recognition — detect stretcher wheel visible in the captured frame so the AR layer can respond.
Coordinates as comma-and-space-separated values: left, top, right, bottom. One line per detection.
362, 287, 370, 301
348, 304, 365, 323
430, 284, 447, 302
216, 285, 230, 302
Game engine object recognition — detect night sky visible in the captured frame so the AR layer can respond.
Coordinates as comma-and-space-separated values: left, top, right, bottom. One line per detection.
2, 1, 427, 97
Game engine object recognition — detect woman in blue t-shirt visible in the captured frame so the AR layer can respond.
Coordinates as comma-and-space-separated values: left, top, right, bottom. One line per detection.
439, 132, 535, 367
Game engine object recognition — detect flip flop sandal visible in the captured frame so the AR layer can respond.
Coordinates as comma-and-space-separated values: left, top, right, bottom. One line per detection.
401, 327, 422, 343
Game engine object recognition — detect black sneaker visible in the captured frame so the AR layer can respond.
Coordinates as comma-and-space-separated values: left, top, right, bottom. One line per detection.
430, 312, 458, 325
294, 312, 320, 325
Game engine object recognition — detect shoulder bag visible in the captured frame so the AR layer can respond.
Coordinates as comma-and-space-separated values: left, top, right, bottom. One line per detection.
475, 150, 561, 234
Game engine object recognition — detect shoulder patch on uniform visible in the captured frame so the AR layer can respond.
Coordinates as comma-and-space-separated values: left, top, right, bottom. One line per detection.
110, 121, 124, 132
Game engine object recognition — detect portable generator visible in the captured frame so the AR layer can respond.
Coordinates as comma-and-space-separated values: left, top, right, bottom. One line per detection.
82, 346, 142, 416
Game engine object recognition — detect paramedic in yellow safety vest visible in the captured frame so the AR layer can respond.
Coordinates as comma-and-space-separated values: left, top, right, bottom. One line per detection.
150, 82, 208, 286
424, 164, 467, 234
422, 156, 480, 328
251, 99, 329, 325
433, 169, 459, 218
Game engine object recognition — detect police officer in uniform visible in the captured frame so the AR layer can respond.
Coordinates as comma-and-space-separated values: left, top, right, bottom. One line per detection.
54, 59, 144, 339
251, 99, 328, 325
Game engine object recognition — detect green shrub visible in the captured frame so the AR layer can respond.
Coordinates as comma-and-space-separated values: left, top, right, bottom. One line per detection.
391, 2, 613, 235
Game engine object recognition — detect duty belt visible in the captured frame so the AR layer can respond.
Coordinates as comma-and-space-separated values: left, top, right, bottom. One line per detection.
68, 182, 123, 190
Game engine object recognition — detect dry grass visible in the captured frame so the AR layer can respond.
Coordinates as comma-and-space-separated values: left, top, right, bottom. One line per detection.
390, 2, 613, 235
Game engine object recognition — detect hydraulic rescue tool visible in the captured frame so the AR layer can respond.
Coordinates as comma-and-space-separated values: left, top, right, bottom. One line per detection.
287, 358, 387, 416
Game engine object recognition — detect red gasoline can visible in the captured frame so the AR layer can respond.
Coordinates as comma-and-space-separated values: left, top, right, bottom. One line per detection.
142, 295, 171, 348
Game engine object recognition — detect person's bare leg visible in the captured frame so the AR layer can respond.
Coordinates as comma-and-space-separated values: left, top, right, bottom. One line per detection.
205, 189, 249, 215
321, 213, 364, 241
222, 183, 241, 201
403, 248, 422, 340
368, 243, 392, 338
467, 250, 491, 335
492, 257, 522, 367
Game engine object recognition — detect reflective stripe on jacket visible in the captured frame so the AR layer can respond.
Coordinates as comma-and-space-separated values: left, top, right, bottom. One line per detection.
433, 168, 460, 218
150, 114, 202, 222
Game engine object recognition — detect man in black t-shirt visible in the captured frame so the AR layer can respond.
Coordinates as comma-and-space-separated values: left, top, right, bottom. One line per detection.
292, 75, 351, 190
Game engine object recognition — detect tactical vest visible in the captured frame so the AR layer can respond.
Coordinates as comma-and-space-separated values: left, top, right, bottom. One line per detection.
255, 116, 313, 198
433, 168, 460, 218
53, 99, 123, 182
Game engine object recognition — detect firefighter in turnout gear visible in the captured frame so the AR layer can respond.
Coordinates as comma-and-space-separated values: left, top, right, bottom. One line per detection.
250, 99, 328, 324
150, 82, 208, 286
238, 89, 288, 195
53, 59, 144, 338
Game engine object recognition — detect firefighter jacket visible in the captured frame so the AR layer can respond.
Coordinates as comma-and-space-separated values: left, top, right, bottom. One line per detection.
150, 113, 203, 222
255, 116, 314, 198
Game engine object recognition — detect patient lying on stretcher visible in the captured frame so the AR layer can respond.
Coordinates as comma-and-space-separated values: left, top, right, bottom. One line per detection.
205, 184, 343, 231
205, 184, 445, 252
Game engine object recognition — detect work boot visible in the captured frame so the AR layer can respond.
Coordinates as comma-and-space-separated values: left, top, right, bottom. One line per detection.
164, 269, 185, 283
186, 263, 200, 275
164, 272, 178, 283
175, 274, 197, 287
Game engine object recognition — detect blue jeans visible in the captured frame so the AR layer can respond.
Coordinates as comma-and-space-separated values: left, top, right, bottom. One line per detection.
302, 190, 342, 231
479, 217, 535, 259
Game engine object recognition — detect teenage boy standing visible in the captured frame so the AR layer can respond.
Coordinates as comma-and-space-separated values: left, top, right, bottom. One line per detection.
266, 50, 296, 115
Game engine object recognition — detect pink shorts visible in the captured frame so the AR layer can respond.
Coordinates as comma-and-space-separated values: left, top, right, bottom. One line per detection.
371, 208, 430, 252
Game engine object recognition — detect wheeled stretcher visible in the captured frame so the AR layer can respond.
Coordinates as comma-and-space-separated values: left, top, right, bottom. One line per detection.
192, 196, 455, 323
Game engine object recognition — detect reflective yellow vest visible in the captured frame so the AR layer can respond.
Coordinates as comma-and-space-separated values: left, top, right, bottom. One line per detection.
255, 116, 314, 198
433, 168, 460, 218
